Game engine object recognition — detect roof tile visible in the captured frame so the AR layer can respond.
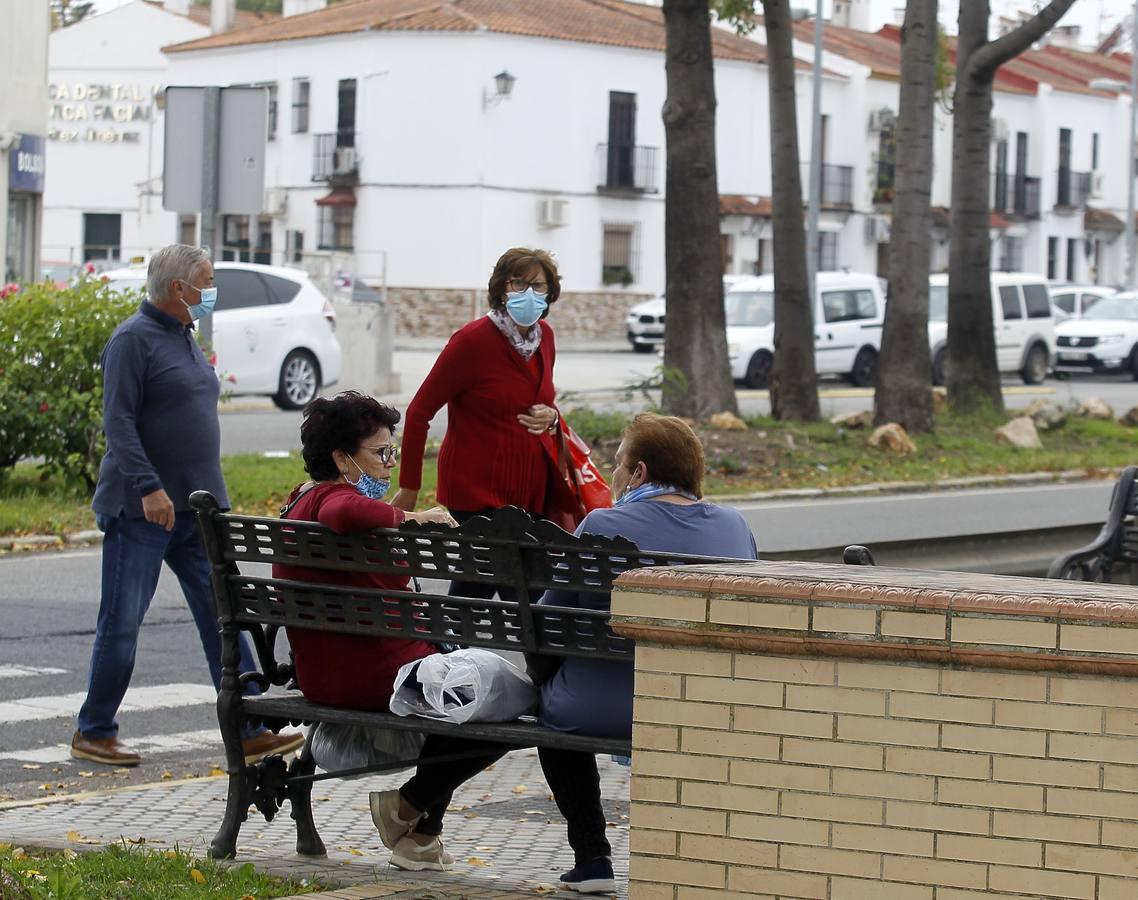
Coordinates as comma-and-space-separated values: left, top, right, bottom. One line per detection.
166, 0, 766, 62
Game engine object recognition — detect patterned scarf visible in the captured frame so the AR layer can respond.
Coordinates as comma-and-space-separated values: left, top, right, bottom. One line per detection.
488, 307, 542, 360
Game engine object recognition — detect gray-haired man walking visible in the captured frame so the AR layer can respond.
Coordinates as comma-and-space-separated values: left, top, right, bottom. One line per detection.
72, 244, 303, 766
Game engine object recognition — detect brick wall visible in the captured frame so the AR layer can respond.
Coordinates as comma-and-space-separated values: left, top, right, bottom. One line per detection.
387, 286, 652, 341
612, 562, 1138, 900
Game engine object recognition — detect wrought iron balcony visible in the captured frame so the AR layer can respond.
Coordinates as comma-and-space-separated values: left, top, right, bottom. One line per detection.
1056, 169, 1091, 209
312, 131, 359, 182
596, 144, 659, 194
993, 172, 1041, 219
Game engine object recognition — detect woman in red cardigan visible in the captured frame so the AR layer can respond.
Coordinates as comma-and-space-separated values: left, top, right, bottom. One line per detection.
391, 247, 562, 597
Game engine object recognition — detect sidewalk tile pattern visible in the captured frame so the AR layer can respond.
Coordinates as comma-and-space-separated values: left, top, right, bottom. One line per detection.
0, 749, 630, 898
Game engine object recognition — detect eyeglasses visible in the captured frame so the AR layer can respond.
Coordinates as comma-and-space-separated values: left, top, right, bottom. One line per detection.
361, 444, 399, 465
507, 277, 549, 294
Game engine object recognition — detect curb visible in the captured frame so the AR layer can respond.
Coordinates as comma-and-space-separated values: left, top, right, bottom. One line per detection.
0, 469, 1115, 553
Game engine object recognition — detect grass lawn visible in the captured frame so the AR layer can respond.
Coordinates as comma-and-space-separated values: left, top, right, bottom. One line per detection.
0, 842, 322, 899
1, 408, 1134, 538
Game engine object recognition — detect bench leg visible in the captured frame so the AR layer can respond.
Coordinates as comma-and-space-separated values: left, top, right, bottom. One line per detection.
210, 670, 251, 859
288, 744, 326, 857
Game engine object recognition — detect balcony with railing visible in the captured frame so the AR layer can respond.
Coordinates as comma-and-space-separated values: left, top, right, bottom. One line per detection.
1055, 168, 1092, 209
596, 143, 659, 194
312, 131, 360, 182
992, 171, 1041, 219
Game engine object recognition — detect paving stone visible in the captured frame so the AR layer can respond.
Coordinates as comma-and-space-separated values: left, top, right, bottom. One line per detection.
0, 748, 629, 898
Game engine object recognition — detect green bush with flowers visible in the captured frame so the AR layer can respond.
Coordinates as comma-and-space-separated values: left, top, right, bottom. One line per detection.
0, 278, 139, 490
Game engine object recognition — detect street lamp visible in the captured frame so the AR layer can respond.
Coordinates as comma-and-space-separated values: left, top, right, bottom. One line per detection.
482, 70, 517, 110
1089, 2, 1138, 289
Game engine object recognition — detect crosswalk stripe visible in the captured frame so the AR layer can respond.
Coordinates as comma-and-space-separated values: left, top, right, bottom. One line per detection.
0, 683, 217, 725
0, 729, 224, 764
0, 665, 68, 680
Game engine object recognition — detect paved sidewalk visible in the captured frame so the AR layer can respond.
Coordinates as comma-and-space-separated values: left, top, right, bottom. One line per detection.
0, 748, 631, 898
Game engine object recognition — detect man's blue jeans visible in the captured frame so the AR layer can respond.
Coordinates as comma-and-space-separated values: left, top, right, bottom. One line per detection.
77, 510, 261, 740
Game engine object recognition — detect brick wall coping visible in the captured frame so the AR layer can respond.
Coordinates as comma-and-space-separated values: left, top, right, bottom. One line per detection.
611, 561, 1138, 677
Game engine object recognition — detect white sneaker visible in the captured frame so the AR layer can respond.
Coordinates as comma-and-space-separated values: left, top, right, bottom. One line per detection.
368, 789, 420, 850
390, 834, 455, 872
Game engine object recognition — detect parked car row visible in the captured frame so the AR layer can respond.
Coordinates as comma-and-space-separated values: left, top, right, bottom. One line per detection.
101, 261, 342, 409
629, 271, 1138, 386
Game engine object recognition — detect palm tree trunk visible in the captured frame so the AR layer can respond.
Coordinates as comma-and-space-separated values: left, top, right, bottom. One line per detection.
763, 0, 820, 421
874, 0, 937, 431
947, 0, 1077, 412
660, 0, 740, 419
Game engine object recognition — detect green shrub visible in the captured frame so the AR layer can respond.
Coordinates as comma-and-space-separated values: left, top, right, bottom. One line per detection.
0, 278, 138, 490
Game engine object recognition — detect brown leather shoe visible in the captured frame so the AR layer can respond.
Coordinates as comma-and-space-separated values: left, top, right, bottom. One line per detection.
241, 730, 305, 764
70, 730, 141, 767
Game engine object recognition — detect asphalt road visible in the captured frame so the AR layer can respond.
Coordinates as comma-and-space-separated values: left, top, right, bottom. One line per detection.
218, 347, 1138, 456
0, 478, 1120, 802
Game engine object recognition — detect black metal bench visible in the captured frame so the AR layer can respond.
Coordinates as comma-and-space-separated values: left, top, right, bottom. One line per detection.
190, 490, 736, 860
1047, 465, 1138, 582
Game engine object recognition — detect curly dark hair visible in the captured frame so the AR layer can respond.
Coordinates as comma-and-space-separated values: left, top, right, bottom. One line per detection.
300, 391, 401, 481
487, 247, 562, 315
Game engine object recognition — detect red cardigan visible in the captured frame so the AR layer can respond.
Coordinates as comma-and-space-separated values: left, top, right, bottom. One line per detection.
399, 317, 557, 514
273, 482, 435, 711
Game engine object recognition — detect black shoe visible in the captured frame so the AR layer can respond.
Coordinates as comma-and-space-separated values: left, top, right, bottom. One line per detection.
560, 856, 616, 894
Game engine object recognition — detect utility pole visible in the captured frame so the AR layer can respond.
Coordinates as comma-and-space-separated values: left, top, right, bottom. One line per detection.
199, 86, 221, 348
1127, 1, 1138, 289
805, 0, 824, 300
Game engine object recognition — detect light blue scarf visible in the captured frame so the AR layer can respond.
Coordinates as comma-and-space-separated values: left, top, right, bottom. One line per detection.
615, 482, 699, 507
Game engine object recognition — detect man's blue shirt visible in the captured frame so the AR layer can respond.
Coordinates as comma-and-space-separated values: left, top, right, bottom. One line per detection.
91, 301, 229, 518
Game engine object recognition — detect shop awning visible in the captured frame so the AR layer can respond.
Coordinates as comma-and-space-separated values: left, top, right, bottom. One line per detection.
316, 187, 357, 207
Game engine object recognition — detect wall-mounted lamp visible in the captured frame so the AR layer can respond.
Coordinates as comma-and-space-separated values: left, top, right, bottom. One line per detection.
482, 70, 516, 110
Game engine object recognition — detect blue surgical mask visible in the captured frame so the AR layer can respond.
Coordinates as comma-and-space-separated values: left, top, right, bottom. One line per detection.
505, 287, 548, 328
345, 454, 390, 500
183, 285, 218, 321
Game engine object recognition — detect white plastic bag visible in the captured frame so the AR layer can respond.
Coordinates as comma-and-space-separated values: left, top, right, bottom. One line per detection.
389, 649, 537, 724
307, 721, 425, 776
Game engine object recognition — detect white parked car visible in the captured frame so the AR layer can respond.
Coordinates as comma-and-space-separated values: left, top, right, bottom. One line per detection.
725, 272, 886, 388
1053, 293, 1138, 379
625, 294, 665, 352
102, 261, 342, 409
927, 273, 1054, 385
1050, 284, 1115, 322
624, 275, 751, 353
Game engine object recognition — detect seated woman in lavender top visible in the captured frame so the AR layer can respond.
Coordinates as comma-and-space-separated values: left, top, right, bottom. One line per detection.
534, 412, 758, 894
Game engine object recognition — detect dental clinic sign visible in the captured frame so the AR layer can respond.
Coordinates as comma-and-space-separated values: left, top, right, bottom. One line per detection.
48, 82, 161, 144
9, 134, 46, 193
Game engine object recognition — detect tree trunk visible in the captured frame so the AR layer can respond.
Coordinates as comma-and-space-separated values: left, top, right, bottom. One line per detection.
660, 0, 740, 419
762, 0, 820, 421
874, 0, 937, 432
947, 0, 1077, 413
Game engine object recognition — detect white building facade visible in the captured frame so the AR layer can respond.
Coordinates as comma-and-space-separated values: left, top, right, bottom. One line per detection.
1, 0, 50, 283
41, 0, 270, 273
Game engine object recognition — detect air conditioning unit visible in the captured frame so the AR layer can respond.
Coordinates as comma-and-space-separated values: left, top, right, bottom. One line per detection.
991, 118, 1009, 143
1090, 170, 1105, 199
538, 197, 569, 228
864, 214, 890, 243
868, 107, 896, 134
264, 187, 288, 217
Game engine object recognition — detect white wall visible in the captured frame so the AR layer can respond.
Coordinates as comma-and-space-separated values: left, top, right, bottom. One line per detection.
43, 1, 207, 265
1, 0, 51, 280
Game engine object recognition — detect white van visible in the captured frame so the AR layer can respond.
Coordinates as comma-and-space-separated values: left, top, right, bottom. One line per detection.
928, 273, 1054, 385
725, 272, 886, 388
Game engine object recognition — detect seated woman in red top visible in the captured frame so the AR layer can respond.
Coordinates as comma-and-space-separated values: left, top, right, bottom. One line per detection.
276, 392, 508, 872
391, 247, 562, 597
